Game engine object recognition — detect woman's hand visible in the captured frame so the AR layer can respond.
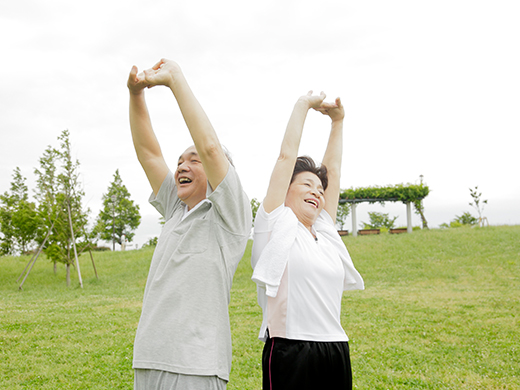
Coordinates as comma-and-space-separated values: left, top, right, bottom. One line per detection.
314, 97, 344, 122
143, 58, 183, 89
298, 91, 327, 110
127, 66, 149, 95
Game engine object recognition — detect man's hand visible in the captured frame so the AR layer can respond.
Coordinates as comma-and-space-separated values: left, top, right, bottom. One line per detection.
143, 58, 183, 89
127, 66, 149, 95
314, 97, 344, 122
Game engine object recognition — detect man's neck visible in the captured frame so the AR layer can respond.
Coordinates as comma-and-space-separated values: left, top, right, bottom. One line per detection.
185, 196, 207, 211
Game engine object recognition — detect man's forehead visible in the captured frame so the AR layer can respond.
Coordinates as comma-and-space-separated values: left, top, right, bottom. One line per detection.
178, 148, 199, 161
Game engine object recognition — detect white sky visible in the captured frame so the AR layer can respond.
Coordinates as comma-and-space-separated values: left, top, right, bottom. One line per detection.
1, 0, 519, 248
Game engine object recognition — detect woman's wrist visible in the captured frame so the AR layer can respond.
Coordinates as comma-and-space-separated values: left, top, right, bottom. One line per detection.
295, 97, 312, 110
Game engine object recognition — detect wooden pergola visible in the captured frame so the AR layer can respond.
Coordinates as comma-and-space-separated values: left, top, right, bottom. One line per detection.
339, 197, 425, 237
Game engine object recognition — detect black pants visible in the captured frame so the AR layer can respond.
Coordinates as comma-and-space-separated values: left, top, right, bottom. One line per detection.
262, 336, 352, 390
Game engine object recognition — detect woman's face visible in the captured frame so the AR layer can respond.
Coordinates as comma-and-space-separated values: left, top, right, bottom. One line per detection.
285, 171, 325, 228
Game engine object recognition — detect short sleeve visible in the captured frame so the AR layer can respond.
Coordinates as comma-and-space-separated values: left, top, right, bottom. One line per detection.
251, 203, 286, 269
207, 164, 252, 237
253, 203, 286, 233
148, 171, 182, 222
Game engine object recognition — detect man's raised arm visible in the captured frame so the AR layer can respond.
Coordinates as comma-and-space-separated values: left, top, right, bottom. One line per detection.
143, 59, 229, 190
127, 66, 169, 195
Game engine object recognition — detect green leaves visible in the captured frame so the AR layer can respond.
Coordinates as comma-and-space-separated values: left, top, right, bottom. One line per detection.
95, 169, 141, 246
0, 168, 38, 255
340, 183, 430, 204
469, 186, 487, 220
250, 198, 260, 227
336, 202, 350, 229
33, 130, 90, 267
361, 211, 398, 229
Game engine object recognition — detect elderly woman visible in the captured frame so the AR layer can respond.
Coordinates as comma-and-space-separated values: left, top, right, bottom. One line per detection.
251, 92, 364, 390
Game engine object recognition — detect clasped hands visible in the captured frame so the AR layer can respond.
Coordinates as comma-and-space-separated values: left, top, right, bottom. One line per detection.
128, 60, 345, 123
127, 58, 182, 95
300, 91, 344, 122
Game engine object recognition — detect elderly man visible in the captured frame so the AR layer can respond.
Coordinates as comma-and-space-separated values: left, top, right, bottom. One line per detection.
127, 58, 251, 390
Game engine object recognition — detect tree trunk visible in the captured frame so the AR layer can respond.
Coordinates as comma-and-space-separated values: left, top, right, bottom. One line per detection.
414, 200, 429, 230
66, 264, 70, 287
54, 261, 57, 275
419, 209, 429, 229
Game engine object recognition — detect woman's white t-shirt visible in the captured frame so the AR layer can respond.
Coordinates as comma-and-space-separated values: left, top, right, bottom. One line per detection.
252, 204, 349, 342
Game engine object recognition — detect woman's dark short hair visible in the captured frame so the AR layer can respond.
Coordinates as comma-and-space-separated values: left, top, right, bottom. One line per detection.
290, 156, 328, 191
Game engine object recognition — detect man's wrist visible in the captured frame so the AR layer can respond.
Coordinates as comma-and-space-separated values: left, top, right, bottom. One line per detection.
167, 71, 186, 91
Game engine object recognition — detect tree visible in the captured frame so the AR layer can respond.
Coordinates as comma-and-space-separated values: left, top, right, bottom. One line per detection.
250, 198, 260, 227
143, 236, 158, 247
469, 186, 487, 224
0, 167, 38, 255
34, 130, 90, 286
413, 199, 428, 229
336, 202, 350, 230
361, 211, 398, 229
34, 145, 60, 272
95, 169, 141, 249
413, 175, 429, 229
0, 197, 14, 255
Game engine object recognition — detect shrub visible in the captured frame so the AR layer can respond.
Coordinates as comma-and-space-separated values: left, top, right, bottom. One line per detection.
440, 212, 478, 228
454, 212, 478, 226
361, 212, 398, 229
143, 237, 158, 247
90, 245, 111, 252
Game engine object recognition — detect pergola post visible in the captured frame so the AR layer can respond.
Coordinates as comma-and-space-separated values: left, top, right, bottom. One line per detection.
406, 202, 412, 233
351, 203, 357, 237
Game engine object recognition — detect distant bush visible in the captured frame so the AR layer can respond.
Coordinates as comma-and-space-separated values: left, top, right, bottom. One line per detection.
455, 212, 478, 226
440, 212, 478, 228
361, 212, 398, 230
336, 202, 350, 230
90, 245, 111, 252
143, 237, 158, 247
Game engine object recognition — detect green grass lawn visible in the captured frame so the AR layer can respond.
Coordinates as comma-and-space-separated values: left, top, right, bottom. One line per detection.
1, 226, 519, 389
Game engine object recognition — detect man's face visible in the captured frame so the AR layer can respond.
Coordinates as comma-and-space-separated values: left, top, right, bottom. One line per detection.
175, 146, 208, 209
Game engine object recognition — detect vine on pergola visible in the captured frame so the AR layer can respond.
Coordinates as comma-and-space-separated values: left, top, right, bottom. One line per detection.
338, 183, 430, 234
339, 183, 430, 204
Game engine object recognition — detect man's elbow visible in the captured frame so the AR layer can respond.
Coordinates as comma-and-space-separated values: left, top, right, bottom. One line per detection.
200, 142, 227, 164
137, 151, 163, 169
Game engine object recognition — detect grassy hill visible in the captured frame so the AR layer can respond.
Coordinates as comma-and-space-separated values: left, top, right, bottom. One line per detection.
1, 226, 519, 389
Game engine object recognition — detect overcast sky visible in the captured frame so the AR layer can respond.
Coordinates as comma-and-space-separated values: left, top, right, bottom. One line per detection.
1, 0, 519, 248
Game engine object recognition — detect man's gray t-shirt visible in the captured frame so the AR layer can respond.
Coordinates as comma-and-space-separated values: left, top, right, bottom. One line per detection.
133, 165, 252, 381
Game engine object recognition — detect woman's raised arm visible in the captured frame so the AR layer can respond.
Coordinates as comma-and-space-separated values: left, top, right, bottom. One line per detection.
263, 92, 326, 213
316, 97, 345, 219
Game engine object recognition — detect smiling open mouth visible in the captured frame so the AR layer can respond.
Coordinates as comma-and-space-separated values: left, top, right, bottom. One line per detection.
304, 199, 318, 207
179, 177, 192, 184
